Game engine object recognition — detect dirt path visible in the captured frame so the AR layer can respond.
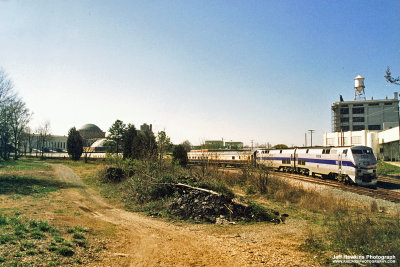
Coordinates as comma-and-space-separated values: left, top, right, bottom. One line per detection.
52, 164, 318, 266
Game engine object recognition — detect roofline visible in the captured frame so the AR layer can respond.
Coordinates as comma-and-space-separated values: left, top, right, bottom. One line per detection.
332, 98, 399, 107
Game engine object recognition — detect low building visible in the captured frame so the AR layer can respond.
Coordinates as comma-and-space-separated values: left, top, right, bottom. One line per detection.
324, 127, 400, 161
204, 140, 224, 149
30, 135, 68, 153
78, 124, 106, 146
225, 141, 244, 150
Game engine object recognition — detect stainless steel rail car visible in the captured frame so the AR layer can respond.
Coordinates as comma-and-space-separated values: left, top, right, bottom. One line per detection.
187, 150, 254, 167
256, 146, 377, 187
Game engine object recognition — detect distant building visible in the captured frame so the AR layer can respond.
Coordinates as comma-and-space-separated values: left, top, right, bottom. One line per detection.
30, 134, 68, 153
204, 140, 224, 149
225, 141, 244, 150
140, 123, 153, 133
78, 124, 105, 146
323, 127, 400, 161
331, 76, 399, 132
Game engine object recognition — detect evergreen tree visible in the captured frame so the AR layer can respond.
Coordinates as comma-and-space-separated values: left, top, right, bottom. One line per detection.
106, 120, 126, 154
132, 130, 157, 159
67, 127, 83, 161
172, 144, 188, 166
122, 124, 137, 159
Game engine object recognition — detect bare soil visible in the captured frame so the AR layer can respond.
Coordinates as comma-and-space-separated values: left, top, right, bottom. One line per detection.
50, 164, 319, 266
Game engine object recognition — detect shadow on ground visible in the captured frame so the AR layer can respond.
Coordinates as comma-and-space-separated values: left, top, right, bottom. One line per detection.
377, 180, 400, 190
0, 175, 80, 196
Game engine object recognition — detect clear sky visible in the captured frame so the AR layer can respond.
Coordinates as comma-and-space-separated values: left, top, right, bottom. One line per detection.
1, 0, 399, 146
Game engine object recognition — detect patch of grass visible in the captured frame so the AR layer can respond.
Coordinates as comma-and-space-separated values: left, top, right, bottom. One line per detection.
0, 234, 13, 244
72, 232, 85, 240
26, 249, 37, 255
30, 230, 46, 239
0, 175, 69, 196
0, 212, 98, 265
0, 159, 51, 172
72, 239, 87, 248
20, 241, 36, 249
53, 210, 64, 214
57, 247, 74, 257
377, 161, 400, 176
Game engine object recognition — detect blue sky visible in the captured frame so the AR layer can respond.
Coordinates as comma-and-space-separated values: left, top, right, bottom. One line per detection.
0, 0, 399, 146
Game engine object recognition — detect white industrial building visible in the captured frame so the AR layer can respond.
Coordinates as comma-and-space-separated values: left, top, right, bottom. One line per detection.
325, 75, 400, 160
323, 127, 400, 160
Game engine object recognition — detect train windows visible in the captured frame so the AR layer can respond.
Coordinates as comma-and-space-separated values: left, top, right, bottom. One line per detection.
232, 156, 235, 160
282, 159, 290, 164
351, 149, 363, 154
280, 150, 282, 153
306, 149, 309, 153
298, 160, 306, 165
322, 149, 331, 154
343, 149, 347, 155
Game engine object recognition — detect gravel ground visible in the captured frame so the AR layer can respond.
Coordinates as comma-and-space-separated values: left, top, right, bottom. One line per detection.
274, 174, 400, 214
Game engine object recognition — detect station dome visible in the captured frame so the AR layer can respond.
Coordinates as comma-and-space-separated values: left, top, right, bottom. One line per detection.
78, 123, 105, 140
79, 124, 103, 132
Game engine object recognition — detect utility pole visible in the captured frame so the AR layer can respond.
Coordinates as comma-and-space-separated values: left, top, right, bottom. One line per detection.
251, 140, 254, 150
308, 130, 315, 147
305, 133, 307, 147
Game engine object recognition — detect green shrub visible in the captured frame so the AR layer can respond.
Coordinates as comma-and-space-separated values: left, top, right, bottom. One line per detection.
0, 234, 13, 244
246, 203, 278, 222
104, 167, 125, 183
30, 230, 46, 239
57, 247, 74, 257
37, 221, 51, 232
72, 232, 85, 240
0, 215, 7, 226
246, 186, 256, 195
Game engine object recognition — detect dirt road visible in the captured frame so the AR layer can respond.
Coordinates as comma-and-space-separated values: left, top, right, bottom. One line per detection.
52, 164, 318, 266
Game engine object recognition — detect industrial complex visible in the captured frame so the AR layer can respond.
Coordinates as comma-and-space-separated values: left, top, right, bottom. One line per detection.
325, 75, 400, 160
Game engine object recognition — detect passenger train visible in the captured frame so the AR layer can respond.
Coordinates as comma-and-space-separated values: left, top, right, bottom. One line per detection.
187, 146, 377, 187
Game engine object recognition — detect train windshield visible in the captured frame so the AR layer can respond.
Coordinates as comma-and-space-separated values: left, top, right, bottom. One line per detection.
351, 148, 373, 155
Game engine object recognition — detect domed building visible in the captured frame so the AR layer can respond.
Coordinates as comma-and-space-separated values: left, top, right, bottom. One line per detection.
78, 124, 105, 146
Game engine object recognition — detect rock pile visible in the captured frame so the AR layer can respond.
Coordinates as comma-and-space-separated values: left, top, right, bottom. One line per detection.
169, 184, 288, 224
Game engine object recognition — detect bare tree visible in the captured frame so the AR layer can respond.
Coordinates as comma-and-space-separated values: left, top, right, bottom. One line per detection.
8, 99, 31, 159
385, 67, 400, 85
36, 121, 51, 159
0, 69, 16, 160
0, 69, 15, 104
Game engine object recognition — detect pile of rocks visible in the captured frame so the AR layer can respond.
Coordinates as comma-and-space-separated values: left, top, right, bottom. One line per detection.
169, 184, 288, 224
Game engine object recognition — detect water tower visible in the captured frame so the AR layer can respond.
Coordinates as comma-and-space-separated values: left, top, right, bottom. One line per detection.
354, 75, 366, 100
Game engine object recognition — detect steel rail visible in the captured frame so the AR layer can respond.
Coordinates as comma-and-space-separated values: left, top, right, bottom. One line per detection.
273, 172, 400, 203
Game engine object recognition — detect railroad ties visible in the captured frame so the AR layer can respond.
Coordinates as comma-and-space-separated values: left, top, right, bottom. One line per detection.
273, 172, 400, 203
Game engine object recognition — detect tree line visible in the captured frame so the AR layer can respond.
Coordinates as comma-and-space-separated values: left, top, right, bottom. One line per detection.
0, 69, 31, 160
67, 119, 191, 166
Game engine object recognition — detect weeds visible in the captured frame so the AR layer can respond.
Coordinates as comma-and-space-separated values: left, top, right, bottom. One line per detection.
0, 212, 90, 265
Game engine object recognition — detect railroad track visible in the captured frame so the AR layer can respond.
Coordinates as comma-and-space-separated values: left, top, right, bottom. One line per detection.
378, 175, 400, 185
273, 172, 400, 203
